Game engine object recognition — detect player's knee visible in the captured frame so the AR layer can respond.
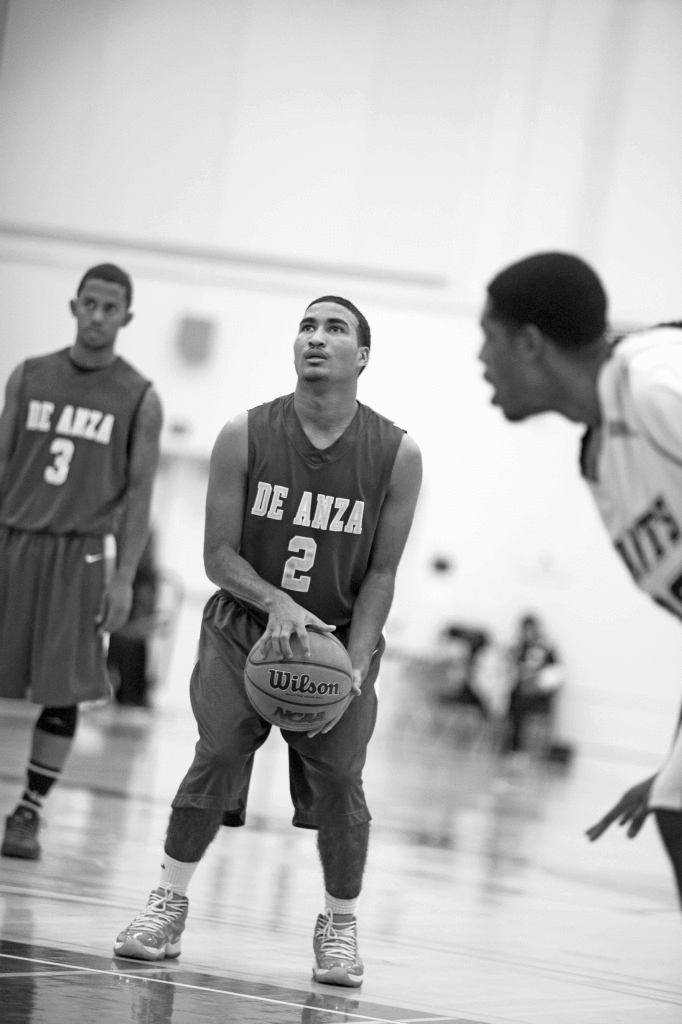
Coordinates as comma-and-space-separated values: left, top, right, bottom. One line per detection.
36, 705, 79, 738
201, 746, 245, 778
323, 768, 363, 804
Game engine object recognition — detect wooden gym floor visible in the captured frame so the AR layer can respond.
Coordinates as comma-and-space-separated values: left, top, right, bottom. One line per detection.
1, 656, 681, 1023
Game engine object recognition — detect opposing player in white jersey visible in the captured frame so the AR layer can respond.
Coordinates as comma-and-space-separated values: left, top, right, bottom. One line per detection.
479, 251, 682, 904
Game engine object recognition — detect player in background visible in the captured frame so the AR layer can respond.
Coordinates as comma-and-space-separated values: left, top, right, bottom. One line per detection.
0, 264, 163, 860
115, 296, 422, 988
479, 251, 682, 904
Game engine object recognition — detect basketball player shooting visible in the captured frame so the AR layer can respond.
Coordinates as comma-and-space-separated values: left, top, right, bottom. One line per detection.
0, 264, 163, 861
479, 251, 682, 907
115, 296, 422, 987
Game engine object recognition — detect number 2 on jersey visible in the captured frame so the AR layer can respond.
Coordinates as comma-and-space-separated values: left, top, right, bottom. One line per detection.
44, 438, 75, 486
281, 535, 317, 592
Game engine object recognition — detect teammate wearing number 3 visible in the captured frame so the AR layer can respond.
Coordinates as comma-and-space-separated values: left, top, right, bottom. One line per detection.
0, 264, 163, 860
115, 296, 422, 987
479, 251, 682, 906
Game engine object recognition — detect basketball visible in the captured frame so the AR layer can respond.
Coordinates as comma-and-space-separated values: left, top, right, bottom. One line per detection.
244, 629, 353, 731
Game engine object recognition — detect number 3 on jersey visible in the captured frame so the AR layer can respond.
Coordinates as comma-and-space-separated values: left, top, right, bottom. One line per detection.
281, 535, 317, 592
44, 438, 75, 486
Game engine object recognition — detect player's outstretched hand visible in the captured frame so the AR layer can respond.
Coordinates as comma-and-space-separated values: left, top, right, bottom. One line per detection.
254, 591, 335, 661
97, 574, 134, 635
585, 774, 657, 842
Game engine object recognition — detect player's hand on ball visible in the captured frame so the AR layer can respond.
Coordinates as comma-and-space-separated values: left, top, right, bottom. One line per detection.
306, 667, 363, 737
97, 574, 134, 635
585, 774, 657, 841
255, 592, 335, 661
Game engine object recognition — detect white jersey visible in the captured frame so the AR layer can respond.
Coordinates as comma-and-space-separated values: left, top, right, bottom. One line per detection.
583, 325, 682, 809
583, 326, 682, 619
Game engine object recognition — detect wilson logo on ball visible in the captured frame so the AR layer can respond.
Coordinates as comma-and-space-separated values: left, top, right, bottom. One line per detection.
267, 670, 340, 696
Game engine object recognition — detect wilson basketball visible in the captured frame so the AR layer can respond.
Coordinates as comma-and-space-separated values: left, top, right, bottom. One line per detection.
244, 629, 353, 731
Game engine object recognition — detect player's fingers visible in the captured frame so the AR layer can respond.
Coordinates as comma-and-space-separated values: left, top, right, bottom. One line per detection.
617, 790, 645, 825
308, 615, 335, 633
96, 595, 110, 633
306, 720, 336, 738
254, 630, 272, 660
279, 629, 293, 660
586, 801, 625, 839
295, 625, 311, 658
99, 610, 113, 634
585, 818, 611, 841
618, 804, 637, 825
627, 803, 649, 838
267, 631, 284, 660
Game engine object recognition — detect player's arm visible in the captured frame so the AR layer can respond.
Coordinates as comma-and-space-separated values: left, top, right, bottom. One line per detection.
347, 433, 422, 691
583, 368, 682, 838
586, 774, 657, 842
0, 364, 25, 491
97, 386, 163, 633
306, 433, 422, 737
203, 413, 334, 659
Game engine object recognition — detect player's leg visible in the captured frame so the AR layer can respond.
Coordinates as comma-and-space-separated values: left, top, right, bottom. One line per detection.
504, 687, 525, 752
649, 722, 682, 907
287, 639, 383, 988
3, 534, 114, 858
2, 705, 78, 860
0, 529, 66, 859
317, 821, 370, 900
654, 810, 682, 905
115, 596, 269, 961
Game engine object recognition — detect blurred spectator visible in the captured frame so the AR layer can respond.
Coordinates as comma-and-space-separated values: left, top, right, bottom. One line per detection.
107, 533, 159, 708
503, 614, 564, 755
438, 625, 491, 720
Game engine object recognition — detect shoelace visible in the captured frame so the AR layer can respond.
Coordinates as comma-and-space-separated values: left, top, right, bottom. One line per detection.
316, 912, 357, 962
129, 891, 185, 936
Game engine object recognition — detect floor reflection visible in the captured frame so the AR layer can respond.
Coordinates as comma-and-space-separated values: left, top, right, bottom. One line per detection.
2, 659, 682, 1023
0, 940, 447, 1024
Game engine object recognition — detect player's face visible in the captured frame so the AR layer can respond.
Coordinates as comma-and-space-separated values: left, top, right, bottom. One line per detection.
70, 279, 132, 350
294, 302, 369, 383
479, 300, 543, 421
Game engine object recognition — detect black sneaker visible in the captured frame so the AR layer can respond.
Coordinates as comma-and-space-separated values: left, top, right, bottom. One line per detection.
1, 807, 42, 860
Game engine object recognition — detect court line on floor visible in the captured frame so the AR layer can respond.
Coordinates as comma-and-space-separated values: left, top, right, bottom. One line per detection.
2, 882, 681, 1007
0, 952, 413, 1023
0, 969, 88, 978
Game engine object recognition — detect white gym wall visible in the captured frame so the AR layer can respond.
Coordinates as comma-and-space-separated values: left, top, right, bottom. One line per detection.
0, 0, 681, 756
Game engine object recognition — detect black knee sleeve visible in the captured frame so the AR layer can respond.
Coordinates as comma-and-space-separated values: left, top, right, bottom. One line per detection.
36, 705, 79, 738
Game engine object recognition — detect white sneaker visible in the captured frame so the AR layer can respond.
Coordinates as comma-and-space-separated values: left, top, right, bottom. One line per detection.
114, 886, 188, 961
312, 909, 364, 987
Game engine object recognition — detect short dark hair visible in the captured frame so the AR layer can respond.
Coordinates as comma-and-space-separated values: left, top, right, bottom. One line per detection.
487, 252, 607, 348
77, 263, 133, 309
306, 295, 371, 351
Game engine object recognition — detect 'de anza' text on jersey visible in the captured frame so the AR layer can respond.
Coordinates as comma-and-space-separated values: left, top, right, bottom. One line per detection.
0, 349, 150, 535
237, 395, 404, 634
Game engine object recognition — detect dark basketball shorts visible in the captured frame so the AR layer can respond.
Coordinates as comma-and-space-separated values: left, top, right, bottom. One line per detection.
0, 526, 113, 706
650, 705, 682, 811
172, 592, 383, 830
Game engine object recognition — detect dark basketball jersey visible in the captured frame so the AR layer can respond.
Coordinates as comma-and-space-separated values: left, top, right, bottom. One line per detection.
238, 394, 404, 633
0, 349, 150, 535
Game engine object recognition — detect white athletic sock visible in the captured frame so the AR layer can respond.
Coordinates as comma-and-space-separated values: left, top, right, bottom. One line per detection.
325, 891, 359, 920
159, 853, 199, 896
